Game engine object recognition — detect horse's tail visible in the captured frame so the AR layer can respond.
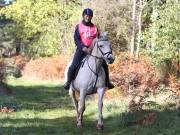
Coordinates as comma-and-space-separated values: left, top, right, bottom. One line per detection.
64, 59, 73, 82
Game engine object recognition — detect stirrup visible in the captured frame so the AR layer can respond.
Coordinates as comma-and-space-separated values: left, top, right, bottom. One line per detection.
64, 82, 71, 90
106, 82, 114, 89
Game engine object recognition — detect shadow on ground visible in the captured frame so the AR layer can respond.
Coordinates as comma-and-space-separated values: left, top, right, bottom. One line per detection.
0, 108, 179, 135
0, 83, 179, 135
0, 84, 73, 111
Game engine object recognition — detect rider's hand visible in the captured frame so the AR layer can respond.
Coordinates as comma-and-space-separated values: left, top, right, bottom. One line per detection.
87, 48, 92, 54
82, 47, 88, 52
83, 47, 91, 54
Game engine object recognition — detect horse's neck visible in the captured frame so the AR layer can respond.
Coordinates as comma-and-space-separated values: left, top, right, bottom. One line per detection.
88, 48, 103, 72
88, 56, 102, 73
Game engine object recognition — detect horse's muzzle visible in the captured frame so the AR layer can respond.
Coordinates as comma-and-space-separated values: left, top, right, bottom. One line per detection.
106, 55, 115, 64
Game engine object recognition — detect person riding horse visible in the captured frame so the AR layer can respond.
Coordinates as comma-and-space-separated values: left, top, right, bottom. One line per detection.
64, 8, 114, 90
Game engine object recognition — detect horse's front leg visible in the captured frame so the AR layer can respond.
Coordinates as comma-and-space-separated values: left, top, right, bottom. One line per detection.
77, 91, 86, 128
69, 89, 79, 123
96, 87, 105, 130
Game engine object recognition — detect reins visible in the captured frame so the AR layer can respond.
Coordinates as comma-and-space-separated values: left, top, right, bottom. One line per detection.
85, 39, 112, 90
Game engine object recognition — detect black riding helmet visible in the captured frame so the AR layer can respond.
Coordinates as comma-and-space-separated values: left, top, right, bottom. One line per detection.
82, 8, 93, 17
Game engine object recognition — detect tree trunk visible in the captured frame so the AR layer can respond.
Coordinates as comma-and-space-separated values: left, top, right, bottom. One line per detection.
177, 48, 180, 77
130, 0, 137, 57
15, 38, 21, 55
151, 7, 158, 48
136, 0, 146, 59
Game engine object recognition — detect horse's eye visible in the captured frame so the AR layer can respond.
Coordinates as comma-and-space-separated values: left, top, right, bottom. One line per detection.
99, 45, 103, 48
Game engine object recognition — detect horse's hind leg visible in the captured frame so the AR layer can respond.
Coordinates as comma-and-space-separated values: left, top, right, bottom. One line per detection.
96, 87, 105, 130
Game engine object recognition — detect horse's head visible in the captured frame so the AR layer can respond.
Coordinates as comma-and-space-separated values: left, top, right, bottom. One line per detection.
91, 32, 115, 64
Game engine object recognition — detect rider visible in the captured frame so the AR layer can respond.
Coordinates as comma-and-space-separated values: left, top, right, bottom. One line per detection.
64, 8, 114, 90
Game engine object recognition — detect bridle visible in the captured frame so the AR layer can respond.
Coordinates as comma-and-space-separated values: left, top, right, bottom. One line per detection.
97, 42, 112, 59
85, 39, 113, 89
89, 39, 112, 59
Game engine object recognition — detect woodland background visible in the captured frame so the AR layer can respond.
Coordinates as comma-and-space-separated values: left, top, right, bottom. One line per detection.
0, 0, 179, 134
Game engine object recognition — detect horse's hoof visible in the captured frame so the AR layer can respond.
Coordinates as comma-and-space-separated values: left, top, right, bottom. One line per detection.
77, 123, 82, 128
96, 124, 104, 130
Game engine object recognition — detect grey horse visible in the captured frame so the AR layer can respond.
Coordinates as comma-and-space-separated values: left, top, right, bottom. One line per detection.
66, 32, 115, 130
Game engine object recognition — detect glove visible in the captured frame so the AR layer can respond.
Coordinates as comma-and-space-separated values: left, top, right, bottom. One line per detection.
82, 47, 92, 54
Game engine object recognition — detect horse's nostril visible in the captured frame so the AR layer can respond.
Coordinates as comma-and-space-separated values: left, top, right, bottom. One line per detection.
107, 57, 114, 64
108, 57, 113, 62
108, 57, 112, 60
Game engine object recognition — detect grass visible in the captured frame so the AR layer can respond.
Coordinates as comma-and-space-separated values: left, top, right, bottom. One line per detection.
0, 77, 179, 135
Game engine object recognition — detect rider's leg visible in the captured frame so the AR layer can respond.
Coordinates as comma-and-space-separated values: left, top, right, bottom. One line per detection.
102, 60, 114, 89
64, 66, 75, 90
64, 49, 86, 90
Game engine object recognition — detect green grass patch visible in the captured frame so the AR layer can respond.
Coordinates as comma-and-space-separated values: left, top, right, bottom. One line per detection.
0, 77, 179, 135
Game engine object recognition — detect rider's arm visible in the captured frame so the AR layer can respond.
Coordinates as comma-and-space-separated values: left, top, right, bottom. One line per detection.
74, 25, 85, 50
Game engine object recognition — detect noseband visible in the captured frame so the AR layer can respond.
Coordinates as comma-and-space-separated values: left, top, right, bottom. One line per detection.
90, 39, 112, 59
97, 42, 112, 59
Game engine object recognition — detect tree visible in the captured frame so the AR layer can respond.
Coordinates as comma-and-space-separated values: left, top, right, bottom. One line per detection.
130, 0, 137, 57
0, 0, 82, 57
87, 0, 132, 52
135, 0, 147, 58
143, 0, 180, 77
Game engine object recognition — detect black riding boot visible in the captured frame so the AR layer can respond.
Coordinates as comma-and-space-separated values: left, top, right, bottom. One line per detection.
64, 67, 75, 90
102, 61, 114, 89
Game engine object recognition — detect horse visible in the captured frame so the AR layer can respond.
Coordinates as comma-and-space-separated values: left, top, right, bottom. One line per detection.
66, 32, 115, 130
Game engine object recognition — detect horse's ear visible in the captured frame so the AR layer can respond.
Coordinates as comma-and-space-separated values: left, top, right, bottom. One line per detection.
99, 31, 108, 40
100, 31, 108, 38
103, 31, 108, 37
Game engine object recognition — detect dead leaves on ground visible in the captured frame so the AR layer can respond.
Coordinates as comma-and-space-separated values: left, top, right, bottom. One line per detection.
127, 112, 157, 126
0, 106, 14, 113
